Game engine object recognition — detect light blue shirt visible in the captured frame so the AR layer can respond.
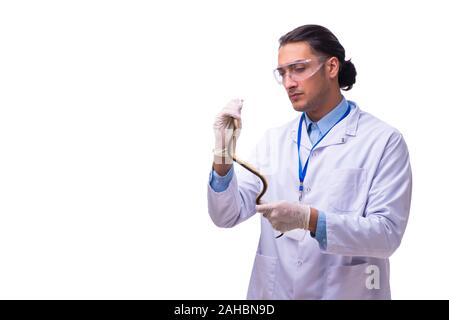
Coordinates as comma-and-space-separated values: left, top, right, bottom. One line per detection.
209, 165, 235, 192
209, 96, 350, 250
303, 96, 349, 145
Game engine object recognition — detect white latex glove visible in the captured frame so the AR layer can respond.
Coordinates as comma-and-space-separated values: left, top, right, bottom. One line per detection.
256, 200, 311, 232
213, 99, 243, 164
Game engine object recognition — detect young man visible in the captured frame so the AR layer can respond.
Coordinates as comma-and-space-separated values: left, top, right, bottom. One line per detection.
207, 24, 412, 299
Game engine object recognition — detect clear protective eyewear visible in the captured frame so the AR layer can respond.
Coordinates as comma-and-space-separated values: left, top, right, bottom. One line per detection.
273, 57, 326, 85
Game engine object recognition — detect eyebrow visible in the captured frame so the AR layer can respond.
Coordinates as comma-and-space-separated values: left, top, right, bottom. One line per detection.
277, 59, 311, 69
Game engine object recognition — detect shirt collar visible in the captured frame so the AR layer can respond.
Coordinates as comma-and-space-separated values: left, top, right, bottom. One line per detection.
304, 96, 348, 135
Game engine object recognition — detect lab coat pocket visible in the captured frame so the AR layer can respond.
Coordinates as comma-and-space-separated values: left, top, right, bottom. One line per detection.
324, 262, 371, 300
328, 168, 367, 212
247, 253, 277, 300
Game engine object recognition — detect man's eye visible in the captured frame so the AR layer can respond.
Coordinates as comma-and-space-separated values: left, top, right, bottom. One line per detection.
293, 66, 306, 73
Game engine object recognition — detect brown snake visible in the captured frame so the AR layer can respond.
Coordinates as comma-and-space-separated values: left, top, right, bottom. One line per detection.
230, 118, 267, 205
231, 119, 283, 239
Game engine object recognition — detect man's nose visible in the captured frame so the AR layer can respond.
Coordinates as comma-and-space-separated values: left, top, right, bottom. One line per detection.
283, 75, 298, 90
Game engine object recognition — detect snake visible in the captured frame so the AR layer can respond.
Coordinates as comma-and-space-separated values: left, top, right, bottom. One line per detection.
230, 119, 267, 205
231, 119, 283, 239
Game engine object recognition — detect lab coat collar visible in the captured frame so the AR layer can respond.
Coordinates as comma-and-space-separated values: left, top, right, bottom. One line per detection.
289, 101, 361, 150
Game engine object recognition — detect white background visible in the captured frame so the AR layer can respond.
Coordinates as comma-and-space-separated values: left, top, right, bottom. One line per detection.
0, 0, 448, 299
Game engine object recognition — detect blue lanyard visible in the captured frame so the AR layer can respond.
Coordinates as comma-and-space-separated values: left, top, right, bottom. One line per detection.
297, 106, 351, 200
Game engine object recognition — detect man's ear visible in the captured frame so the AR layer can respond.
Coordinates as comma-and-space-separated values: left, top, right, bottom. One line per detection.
327, 57, 340, 80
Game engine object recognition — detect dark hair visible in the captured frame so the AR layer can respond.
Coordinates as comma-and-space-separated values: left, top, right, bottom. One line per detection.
279, 24, 356, 91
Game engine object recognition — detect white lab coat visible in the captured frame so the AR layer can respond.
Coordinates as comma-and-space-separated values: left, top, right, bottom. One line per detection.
207, 101, 412, 300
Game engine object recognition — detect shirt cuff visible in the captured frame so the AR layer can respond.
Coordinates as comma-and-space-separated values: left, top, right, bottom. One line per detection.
209, 165, 234, 192
310, 211, 327, 250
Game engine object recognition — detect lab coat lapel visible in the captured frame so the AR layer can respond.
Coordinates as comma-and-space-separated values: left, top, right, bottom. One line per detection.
290, 114, 312, 151
286, 119, 309, 241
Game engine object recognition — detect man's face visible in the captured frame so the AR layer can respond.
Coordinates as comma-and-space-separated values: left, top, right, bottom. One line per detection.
277, 41, 330, 113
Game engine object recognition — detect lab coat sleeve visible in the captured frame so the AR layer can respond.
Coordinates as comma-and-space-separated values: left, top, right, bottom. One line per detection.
324, 132, 412, 258
207, 135, 265, 228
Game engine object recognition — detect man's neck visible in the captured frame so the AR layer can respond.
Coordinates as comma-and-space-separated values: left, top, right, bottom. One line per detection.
307, 92, 343, 122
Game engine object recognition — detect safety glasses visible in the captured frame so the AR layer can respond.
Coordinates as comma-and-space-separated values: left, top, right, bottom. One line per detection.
273, 57, 326, 85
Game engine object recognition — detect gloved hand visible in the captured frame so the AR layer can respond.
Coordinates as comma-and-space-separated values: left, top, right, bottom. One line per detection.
256, 200, 311, 232
213, 99, 243, 164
